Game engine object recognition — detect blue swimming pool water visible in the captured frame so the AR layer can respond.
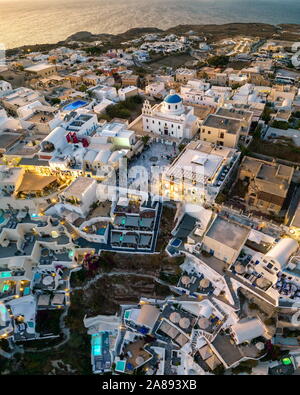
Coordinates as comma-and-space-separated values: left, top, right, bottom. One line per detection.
92, 332, 109, 357
171, 238, 182, 248
63, 100, 88, 111
0, 210, 4, 224
116, 360, 126, 372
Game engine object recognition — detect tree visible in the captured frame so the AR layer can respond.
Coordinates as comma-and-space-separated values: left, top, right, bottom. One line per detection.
231, 83, 241, 90
253, 124, 262, 139
215, 192, 227, 204
293, 111, 300, 118
261, 105, 272, 123
50, 97, 61, 105
142, 135, 150, 145
79, 84, 88, 92
98, 113, 111, 122
106, 104, 131, 119
207, 55, 229, 67
239, 144, 251, 157
271, 120, 290, 130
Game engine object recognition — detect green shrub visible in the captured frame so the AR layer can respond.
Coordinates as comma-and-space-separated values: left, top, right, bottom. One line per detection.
207, 55, 229, 67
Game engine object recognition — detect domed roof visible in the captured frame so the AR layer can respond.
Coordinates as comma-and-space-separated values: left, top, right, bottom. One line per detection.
164, 93, 182, 104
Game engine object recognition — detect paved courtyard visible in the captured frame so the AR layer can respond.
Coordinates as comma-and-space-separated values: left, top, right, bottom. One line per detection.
128, 142, 179, 195
131, 142, 178, 171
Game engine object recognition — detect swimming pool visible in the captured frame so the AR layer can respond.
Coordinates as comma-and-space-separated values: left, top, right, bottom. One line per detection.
0, 271, 11, 279
124, 310, 131, 320
2, 284, 10, 292
171, 238, 182, 248
0, 210, 5, 224
96, 228, 106, 236
92, 334, 102, 356
63, 100, 88, 112
115, 360, 126, 372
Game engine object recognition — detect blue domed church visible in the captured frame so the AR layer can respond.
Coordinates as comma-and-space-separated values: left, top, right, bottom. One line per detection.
142, 90, 198, 144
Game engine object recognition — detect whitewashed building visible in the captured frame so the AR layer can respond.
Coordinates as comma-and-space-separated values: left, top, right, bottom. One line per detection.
142, 91, 198, 143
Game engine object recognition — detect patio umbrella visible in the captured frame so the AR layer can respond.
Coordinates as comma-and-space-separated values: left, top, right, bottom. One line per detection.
168, 326, 179, 339
135, 356, 145, 366
205, 355, 221, 370
198, 317, 210, 330
42, 276, 54, 286
255, 342, 265, 351
169, 312, 181, 324
1, 239, 9, 248
235, 264, 246, 274
200, 278, 210, 289
256, 277, 269, 288
179, 317, 190, 329
181, 276, 191, 285
199, 345, 213, 360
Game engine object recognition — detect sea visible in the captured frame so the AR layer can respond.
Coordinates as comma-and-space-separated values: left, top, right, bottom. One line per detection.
0, 0, 300, 49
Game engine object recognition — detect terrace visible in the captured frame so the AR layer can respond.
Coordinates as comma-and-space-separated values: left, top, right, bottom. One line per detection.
33, 265, 69, 288
26, 110, 55, 124
5, 138, 41, 157
177, 272, 215, 296
38, 248, 71, 266
37, 292, 66, 309
0, 280, 17, 299
138, 233, 152, 249
113, 213, 155, 231
160, 303, 197, 336
123, 338, 153, 371
272, 270, 300, 301
114, 200, 142, 215
214, 329, 263, 367
0, 237, 35, 259
194, 312, 224, 336
75, 201, 162, 253
156, 320, 190, 348
229, 250, 273, 292
33, 271, 57, 291
86, 201, 112, 220
8, 296, 37, 341
15, 173, 59, 199
35, 231, 70, 245
82, 221, 107, 236
111, 232, 139, 249
128, 142, 178, 182
193, 251, 227, 276
110, 231, 153, 249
